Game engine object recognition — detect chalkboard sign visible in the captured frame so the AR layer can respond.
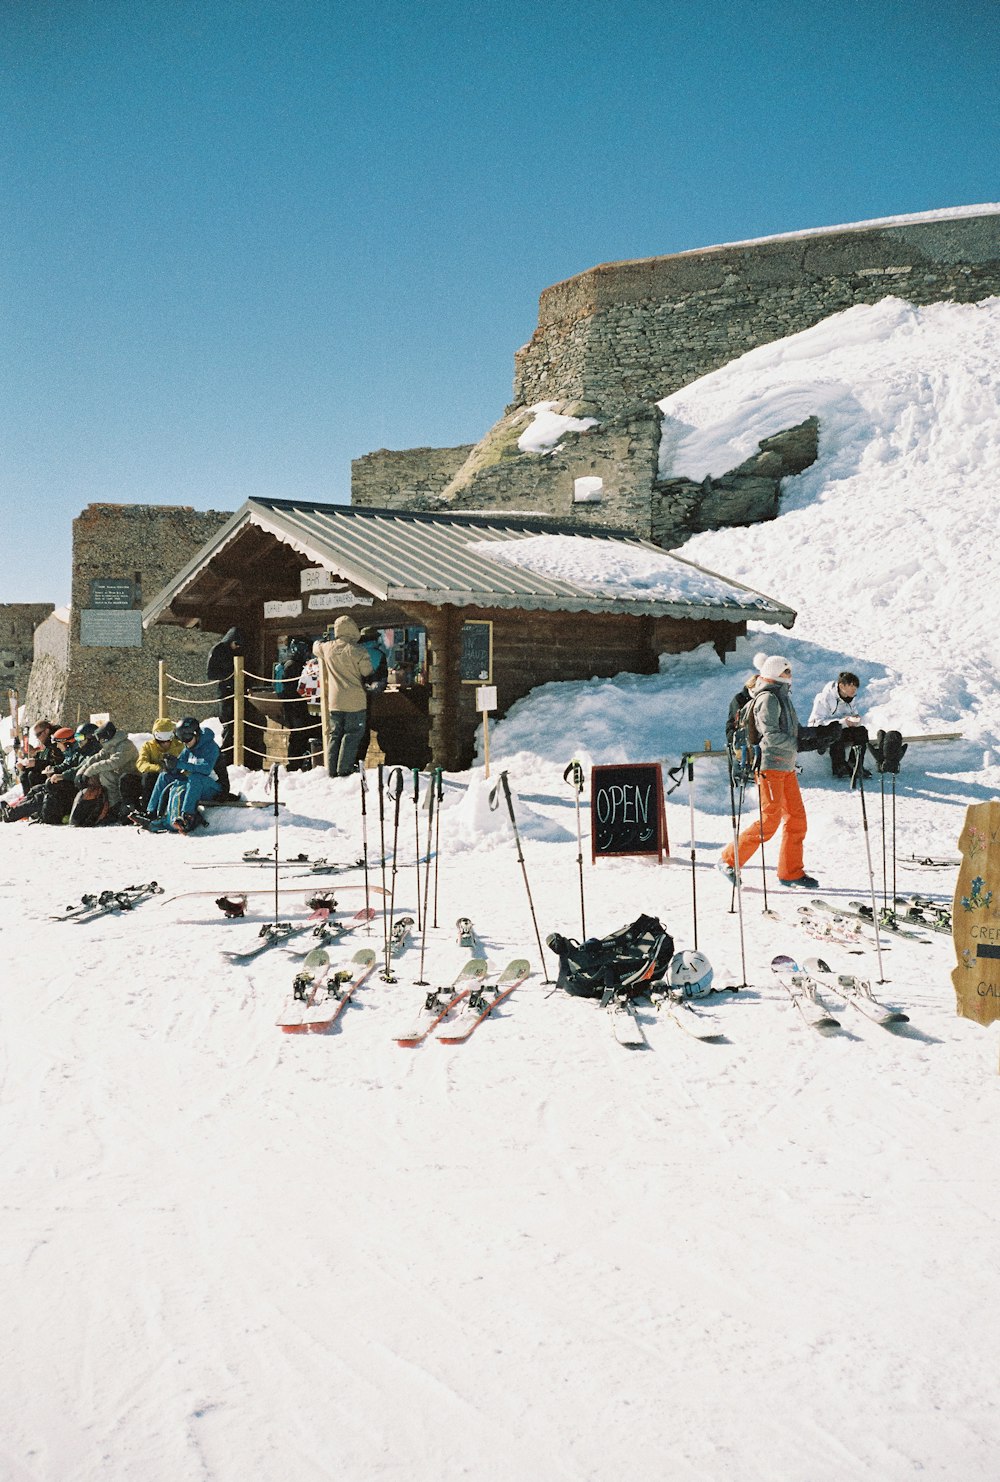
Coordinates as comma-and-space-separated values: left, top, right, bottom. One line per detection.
459, 620, 493, 683
591, 763, 669, 862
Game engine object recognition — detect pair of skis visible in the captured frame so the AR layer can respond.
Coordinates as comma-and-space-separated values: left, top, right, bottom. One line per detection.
224, 894, 339, 962
276, 946, 378, 1032
602, 986, 726, 1047
772, 955, 909, 1032
50, 881, 163, 923
802, 897, 929, 942
394, 958, 530, 1045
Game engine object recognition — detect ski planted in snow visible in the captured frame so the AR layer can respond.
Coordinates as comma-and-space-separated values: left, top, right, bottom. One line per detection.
389, 916, 414, 956
802, 957, 909, 1026
455, 917, 479, 951
437, 959, 530, 1043
393, 958, 489, 1046
771, 955, 841, 1034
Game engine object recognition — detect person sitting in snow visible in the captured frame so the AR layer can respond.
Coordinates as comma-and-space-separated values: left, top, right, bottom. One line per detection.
134, 717, 184, 809
134, 715, 221, 833
717, 653, 819, 890
14, 719, 59, 797
73, 720, 140, 822
807, 671, 871, 779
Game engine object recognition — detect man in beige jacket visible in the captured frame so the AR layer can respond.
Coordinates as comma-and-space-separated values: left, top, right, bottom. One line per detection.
313, 616, 374, 777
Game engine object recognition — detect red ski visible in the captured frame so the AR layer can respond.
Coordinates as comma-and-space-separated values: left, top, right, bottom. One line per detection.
437, 959, 530, 1043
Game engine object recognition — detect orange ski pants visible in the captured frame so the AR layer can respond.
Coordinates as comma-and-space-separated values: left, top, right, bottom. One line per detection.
721, 768, 807, 882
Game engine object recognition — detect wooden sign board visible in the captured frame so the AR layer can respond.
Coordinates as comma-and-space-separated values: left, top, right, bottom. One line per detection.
591, 763, 669, 863
952, 800, 1000, 1027
459, 621, 493, 683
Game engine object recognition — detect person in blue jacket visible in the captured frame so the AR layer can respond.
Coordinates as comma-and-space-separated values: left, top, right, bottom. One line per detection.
137, 716, 221, 833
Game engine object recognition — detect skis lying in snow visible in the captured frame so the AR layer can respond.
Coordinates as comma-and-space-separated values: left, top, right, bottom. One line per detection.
600, 987, 649, 1048
191, 851, 364, 874
276, 946, 377, 1032
900, 853, 960, 870
224, 897, 336, 963
771, 955, 841, 1034
893, 896, 952, 934
286, 906, 377, 956
652, 992, 726, 1040
795, 904, 867, 948
393, 959, 489, 1045
436, 959, 530, 1043
802, 957, 909, 1027
806, 897, 928, 942
50, 881, 163, 922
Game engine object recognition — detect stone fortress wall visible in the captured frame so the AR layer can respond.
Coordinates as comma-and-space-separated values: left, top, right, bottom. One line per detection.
1, 604, 55, 713
352, 208, 1000, 546
57, 504, 233, 733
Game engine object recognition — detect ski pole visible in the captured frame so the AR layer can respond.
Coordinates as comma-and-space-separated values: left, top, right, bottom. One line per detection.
489, 770, 550, 982
563, 759, 587, 939
357, 761, 371, 922
383, 767, 404, 980
725, 750, 748, 987
412, 768, 422, 931
266, 761, 281, 925
685, 755, 698, 949
377, 763, 389, 967
432, 767, 444, 928
880, 773, 888, 911
852, 748, 887, 982
415, 773, 436, 986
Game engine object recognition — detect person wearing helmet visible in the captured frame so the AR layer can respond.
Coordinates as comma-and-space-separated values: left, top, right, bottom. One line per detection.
1, 723, 72, 823
14, 719, 58, 797
138, 716, 221, 833
73, 720, 140, 822
134, 717, 184, 809
313, 616, 373, 777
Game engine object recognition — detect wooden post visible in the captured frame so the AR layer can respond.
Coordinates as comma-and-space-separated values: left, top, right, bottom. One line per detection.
158, 660, 167, 719
233, 654, 245, 767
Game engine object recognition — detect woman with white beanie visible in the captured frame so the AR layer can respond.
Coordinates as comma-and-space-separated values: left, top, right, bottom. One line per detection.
719, 653, 818, 889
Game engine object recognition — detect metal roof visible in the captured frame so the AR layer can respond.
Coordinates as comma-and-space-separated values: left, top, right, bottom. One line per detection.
143, 498, 796, 628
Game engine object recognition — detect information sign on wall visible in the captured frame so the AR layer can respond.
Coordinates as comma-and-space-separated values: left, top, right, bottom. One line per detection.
590, 763, 669, 863
300, 568, 350, 593
89, 578, 134, 610
952, 800, 1000, 1027
459, 621, 493, 683
80, 610, 144, 648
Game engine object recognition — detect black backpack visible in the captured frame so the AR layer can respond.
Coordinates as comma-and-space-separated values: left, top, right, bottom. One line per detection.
547, 914, 675, 999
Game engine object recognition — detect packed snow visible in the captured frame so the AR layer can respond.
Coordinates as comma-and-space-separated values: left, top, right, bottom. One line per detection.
3, 290, 1000, 1482
466, 533, 782, 611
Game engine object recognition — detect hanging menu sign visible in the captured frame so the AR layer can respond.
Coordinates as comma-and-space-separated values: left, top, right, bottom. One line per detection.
591, 763, 669, 863
459, 621, 493, 683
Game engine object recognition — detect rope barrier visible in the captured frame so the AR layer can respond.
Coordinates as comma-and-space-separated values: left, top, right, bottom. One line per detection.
161, 673, 218, 688
163, 693, 216, 708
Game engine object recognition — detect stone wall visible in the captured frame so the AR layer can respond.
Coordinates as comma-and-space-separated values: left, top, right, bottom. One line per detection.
352, 444, 475, 511
351, 209, 1000, 545
0, 603, 54, 709
63, 504, 233, 733
513, 212, 1000, 409
24, 608, 69, 724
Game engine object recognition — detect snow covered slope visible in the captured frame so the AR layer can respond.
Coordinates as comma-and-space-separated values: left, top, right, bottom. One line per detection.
3, 292, 1000, 1482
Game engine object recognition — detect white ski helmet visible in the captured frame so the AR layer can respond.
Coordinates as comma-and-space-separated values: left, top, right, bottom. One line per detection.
669, 949, 714, 998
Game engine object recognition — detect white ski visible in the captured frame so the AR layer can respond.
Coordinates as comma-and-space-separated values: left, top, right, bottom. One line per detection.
802, 957, 909, 1027
771, 955, 841, 1034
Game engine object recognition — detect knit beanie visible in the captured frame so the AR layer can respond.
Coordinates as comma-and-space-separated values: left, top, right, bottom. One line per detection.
754, 652, 792, 681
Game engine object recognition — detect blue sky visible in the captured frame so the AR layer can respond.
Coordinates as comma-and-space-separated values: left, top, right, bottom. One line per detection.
2, 0, 997, 602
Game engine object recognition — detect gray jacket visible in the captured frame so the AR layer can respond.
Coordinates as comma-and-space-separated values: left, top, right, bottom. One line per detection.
752, 680, 799, 772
